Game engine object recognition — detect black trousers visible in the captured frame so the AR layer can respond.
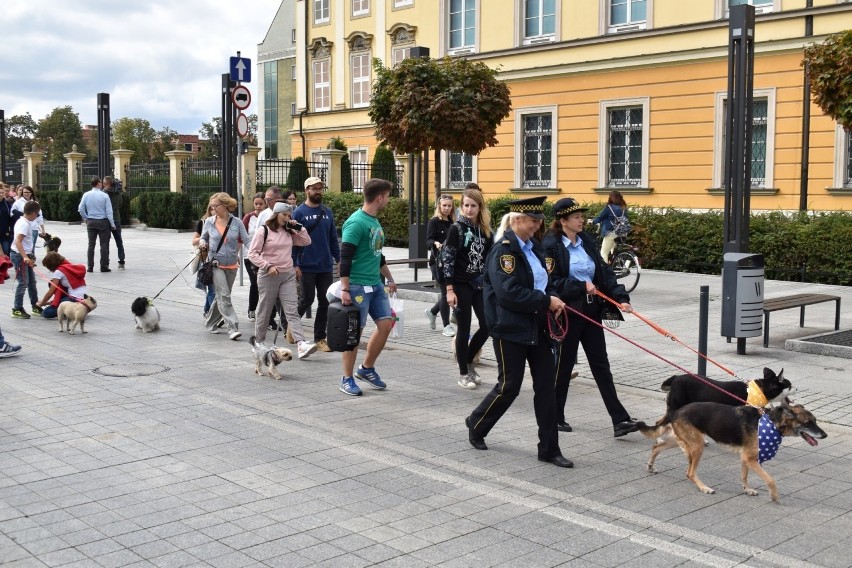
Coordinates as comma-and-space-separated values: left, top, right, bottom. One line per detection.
429, 265, 450, 327
86, 218, 111, 269
468, 327, 561, 459
298, 271, 333, 341
555, 310, 630, 426
453, 282, 489, 375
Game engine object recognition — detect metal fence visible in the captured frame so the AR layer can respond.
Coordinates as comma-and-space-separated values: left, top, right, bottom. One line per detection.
183, 159, 223, 219
36, 163, 66, 192
77, 162, 100, 190
3, 162, 22, 186
124, 162, 170, 217
350, 162, 404, 196
256, 159, 328, 190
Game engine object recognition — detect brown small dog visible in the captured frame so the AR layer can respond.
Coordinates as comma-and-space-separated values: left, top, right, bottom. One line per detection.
637, 399, 826, 502
249, 336, 293, 379
57, 296, 97, 335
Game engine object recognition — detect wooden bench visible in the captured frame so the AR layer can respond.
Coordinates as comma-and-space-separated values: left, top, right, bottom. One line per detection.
385, 257, 429, 282
762, 293, 841, 348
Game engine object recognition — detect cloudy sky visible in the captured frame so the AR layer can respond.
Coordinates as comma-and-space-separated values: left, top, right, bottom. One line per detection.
1, 0, 281, 136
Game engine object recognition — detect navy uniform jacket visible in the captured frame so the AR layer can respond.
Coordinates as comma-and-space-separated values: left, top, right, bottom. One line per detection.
542, 230, 629, 316
483, 228, 555, 345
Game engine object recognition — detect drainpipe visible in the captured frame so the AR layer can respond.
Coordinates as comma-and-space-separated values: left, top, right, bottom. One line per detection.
299, 110, 307, 159
300, 1, 311, 159
799, 0, 813, 211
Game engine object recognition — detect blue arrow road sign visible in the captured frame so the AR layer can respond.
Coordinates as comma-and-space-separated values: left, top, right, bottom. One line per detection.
229, 56, 251, 83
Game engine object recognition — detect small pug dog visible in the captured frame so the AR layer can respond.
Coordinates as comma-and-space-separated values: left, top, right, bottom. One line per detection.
131, 296, 161, 332
249, 336, 293, 380
57, 295, 97, 335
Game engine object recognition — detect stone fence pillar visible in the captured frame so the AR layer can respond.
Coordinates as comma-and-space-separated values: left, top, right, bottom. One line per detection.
316, 149, 346, 194
242, 146, 261, 207
111, 149, 133, 183
63, 145, 86, 192
165, 150, 193, 193
395, 153, 412, 200
23, 146, 45, 192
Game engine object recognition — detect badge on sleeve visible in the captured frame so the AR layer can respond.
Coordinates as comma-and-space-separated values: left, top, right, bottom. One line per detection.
500, 255, 515, 274
545, 257, 554, 274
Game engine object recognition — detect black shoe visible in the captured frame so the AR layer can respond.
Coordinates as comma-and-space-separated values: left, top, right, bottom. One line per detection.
100, 268, 111, 272
538, 454, 574, 468
557, 421, 572, 433
465, 416, 487, 450
87, 267, 93, 273
613, 420, 639, 438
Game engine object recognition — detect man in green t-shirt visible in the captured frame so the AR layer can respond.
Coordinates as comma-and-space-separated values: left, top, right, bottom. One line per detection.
338, 179, 397, 396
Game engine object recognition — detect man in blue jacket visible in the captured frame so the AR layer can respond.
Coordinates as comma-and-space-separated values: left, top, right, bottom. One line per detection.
292, 176, 340, 352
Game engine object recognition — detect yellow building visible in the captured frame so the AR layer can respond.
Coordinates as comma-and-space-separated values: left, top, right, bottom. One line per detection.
290, 0, 852, 210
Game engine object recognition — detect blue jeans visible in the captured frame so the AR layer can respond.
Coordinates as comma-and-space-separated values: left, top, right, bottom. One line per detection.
41, 296, 74, 319
11, 251, 38, 310
112, 223, 125, 263
203, 284, 215, 314
348, 283, 393, 328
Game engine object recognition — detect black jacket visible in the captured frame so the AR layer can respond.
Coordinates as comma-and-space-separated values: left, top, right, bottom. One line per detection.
426, 216, 452, 267
483, 229, 554, 345
542, 230, 629, 317
440, 217, 492, 285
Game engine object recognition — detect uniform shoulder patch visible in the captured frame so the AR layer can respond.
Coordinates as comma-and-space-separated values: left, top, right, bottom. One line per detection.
545, 257, 554, 274
500, 255, 515, 274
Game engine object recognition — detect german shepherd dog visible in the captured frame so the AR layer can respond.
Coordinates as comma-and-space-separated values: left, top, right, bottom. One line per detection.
661, 367, 793, 421
637, 399, 826, 501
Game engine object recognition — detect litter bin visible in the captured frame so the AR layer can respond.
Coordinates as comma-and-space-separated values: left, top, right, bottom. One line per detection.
721, 252, 764, 339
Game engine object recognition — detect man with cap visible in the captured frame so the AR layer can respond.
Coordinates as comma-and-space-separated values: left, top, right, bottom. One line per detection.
292, 176, 340, 352
542, 197, 638, 438
465, 196, 573, 468
78, 177, 115, 272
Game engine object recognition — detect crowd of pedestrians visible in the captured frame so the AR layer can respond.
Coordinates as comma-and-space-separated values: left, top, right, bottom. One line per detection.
2, 177, 641, 468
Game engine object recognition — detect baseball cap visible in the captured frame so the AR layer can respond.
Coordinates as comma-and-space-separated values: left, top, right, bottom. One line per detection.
304, 176, 324, 190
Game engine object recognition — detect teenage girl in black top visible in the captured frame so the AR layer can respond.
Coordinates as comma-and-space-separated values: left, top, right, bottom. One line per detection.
425, 195, 456, 337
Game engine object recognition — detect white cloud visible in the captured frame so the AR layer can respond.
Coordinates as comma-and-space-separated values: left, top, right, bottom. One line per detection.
1, 0, 280, 136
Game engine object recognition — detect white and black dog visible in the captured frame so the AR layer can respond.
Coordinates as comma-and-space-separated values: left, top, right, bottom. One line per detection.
249, 336, 293, 379
131, 297, 160, 332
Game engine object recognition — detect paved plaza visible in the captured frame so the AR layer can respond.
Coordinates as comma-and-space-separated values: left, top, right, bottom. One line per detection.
1, 224, 851, 567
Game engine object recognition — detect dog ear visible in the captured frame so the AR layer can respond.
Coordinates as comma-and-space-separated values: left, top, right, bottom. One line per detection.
763, 367, 776, 380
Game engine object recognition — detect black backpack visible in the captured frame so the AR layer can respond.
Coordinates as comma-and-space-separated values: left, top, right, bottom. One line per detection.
325, 301, 362, 352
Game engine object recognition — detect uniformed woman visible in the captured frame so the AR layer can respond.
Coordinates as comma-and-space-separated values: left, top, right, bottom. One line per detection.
543, 198, 638, 438
465, 197, 573, 468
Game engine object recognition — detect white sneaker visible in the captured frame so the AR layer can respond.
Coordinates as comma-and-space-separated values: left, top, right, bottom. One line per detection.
468, 366, 482, 385
297, 341, 317, 360
442, 324, 456, 337
229, 330, 242, 341
457, 373, 477, 390
425, 308, 437, 330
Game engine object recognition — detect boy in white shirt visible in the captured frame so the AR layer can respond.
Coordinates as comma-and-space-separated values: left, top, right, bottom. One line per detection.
11, 201, 42, 319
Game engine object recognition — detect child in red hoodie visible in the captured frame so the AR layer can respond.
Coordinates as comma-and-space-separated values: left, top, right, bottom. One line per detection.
36, 252, 88, 319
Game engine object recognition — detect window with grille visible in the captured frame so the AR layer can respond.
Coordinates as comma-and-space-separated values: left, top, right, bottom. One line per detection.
845, 130, 852, 187
314, 0, 329, 23
525, 0, 556, 41
351, 53, 371, 108
713, 89, 775, 190
607, 107, 643, 186
313, 60, 330, 112
522, 114, 552, 188
449, 0, 476, 51
448, 152, 473, 188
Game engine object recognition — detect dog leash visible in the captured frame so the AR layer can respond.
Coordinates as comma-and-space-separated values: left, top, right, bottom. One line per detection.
594, 289, 742, 380
547, 309, 569, 342
152, 252, 202, 300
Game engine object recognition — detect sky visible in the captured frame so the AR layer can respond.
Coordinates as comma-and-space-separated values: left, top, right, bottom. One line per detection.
1, 0, 282, 137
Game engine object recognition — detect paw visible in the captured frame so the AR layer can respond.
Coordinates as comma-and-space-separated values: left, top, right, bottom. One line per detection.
700, 487, 716, 495
82, 330, 87, 334
646, 464, 658, 474
744, 488, 758, 496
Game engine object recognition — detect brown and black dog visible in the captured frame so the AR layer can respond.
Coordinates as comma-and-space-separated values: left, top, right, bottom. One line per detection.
637, 399, 826, 501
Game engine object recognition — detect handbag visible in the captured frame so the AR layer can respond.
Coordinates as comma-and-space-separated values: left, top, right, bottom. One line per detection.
189, 246, 206, 274
388, 293, 405, 339
196, 217, 232, 287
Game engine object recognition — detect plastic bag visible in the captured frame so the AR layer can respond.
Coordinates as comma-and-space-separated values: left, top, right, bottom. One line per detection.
389, 293, 405, 339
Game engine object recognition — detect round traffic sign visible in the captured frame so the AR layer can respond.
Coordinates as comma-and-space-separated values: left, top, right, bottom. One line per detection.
236, 113, 249, 138
232, 85, 251, 110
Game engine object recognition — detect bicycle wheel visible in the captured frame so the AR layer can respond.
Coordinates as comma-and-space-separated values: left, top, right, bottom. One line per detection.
613, 251, 640, 293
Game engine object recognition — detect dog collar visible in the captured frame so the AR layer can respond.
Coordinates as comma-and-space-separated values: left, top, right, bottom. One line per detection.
747, 380, 769, 407
757, 413, 781, 463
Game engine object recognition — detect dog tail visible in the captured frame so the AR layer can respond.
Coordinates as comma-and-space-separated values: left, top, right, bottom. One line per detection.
635, 416, 671, 440
660, 375, 678, 392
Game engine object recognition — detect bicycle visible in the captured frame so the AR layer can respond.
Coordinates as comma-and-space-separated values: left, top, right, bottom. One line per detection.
607, 235, 640, 293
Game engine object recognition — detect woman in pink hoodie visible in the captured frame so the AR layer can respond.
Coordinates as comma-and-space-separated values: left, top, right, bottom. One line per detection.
36, 251, 88, 319
247, 202, 317, 359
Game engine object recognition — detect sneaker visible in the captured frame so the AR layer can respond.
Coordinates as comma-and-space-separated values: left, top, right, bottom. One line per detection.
458, 373, 477, 390
286, 327, 295, 344
0, 342, 22, 358
118, 262, 125, 270
315, 338, 333, 352
87, 267, 93, 273
30, 305, 43, 315
425, 308, 437, 330
11, 308, 30, 319
297, 341, 317, 360
468, 366, 482, 385
209, 328, 220, 334
355, 365, 387, 390
247, 310, 256, 321
100, 268, 111, 273
340, 376, 362, 396
442, 324, 456, 337
229, 330, 242, 341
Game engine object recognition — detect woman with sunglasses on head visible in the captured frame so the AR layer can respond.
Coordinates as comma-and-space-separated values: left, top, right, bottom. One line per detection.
441, 185, 492, 390
543, 198, 638, 438
198, 193, 251, 340
425, 194, 456, 337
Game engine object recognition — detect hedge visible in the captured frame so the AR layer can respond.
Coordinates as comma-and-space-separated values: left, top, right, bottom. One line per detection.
38, 190, 84, 222
134, 192, 194, 230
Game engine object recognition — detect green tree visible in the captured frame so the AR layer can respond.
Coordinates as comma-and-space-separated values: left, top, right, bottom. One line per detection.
285, 156, 309, 191
112, 117, 157, 162
371, 143, 399, 194
246, 114, 258, 146
35, 106, 87, 163
803, 30, 852, 130
4, 112, 38, 160
369, 56, 512, 155
328, 136, 353, 192
197, 118, 223, 160
152, 126, 179, 162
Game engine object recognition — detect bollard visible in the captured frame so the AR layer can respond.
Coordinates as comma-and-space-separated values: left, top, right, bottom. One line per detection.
698, 285, 709, 376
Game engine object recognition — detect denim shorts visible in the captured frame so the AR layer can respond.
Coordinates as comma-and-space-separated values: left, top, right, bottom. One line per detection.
349, 283, 392, 327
